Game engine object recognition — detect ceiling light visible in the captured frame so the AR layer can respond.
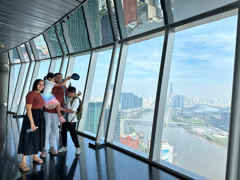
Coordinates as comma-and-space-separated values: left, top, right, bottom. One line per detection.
0, 45, 4, 48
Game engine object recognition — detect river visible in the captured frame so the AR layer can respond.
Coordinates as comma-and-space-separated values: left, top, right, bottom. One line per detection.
132, 109, 227, 180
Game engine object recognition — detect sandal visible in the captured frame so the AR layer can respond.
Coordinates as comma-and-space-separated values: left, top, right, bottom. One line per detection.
59, 116, 66, 123
33, 158, 43, 164
19, 163, 29, 172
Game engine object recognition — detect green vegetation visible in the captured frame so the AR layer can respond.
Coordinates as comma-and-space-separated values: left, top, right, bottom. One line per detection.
139, 144, 148, 153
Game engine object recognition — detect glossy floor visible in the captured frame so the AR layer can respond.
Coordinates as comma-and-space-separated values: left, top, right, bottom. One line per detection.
0, 110, 182, 180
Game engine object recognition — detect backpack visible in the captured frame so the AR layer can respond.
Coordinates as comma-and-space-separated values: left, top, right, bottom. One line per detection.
69, 96, 83, 122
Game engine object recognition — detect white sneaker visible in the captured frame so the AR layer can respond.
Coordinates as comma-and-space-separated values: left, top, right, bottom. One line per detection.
58, 146, 67, 152
75, 148, 81, 155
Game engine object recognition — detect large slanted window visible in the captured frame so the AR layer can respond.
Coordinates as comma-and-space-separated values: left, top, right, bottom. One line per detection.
33, 35, 50, 60
70, 54, 91, 95
161, 15, 237, 180
84, 49, 112, 136
113, 36, 164, 156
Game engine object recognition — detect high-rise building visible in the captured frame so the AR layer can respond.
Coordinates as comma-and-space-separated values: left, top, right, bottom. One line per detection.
85, 101, 103, 134
101, 14, 114, 45
121, 92, 142, 110
66, 7, 90, 52
88, 0, 101, 46
170, 82, 173, 96
221, 110, 231, 127
120, 132, 139, 150
123, 0, 138, 26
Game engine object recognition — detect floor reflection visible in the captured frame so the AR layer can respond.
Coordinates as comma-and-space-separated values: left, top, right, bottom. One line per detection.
0, 110, 181, 180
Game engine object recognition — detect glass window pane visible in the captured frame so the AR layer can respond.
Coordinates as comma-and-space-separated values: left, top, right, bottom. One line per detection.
52, 58, 62, 73
47, 26, 63, 56
18, 62, 35, 114
66, 7, 91, 52
61, 57, 69, 78
33, 35, 50, 59
12, 63, 30, 112
171, 0, 237, 22
25, 42, 35, 61
113, 37, 164, 156
20, 44, 30, 61
102, 47, 120, 140
121, 0, 164, 37
85, 49, 112, 135
9, 48, 21, 63
56, 23, 68, 54
161, 16, 237, 180
8, 64, 21, 111
37, 60, 51, 79
88, 0, 114, 46
70, 54, 90, 95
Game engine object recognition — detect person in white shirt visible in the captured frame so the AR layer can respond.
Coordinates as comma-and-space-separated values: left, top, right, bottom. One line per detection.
42, 72, 71, 123
58, 86, 81, 155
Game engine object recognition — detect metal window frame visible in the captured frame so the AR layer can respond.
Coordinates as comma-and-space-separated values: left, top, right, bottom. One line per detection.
113, 0, 127, 39
78, 51, 98, 132
10, 62, 28, 112
105, 43, 128, 143
83, 2, 96, 48
226, 2, 240, 180
43, 31, 57, 58
95, 41, 118, 144
149, 29, 174, 161
16, 61, 32, 115
16, 46, 26, 63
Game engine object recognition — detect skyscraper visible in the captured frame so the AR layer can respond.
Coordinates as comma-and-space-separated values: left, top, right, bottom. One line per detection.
123, 0, 138, 26
85, 101, 103, 134
66, 7, 90, 52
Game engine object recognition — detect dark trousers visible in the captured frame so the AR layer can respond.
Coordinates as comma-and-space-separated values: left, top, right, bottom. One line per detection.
61, 122, 80, 148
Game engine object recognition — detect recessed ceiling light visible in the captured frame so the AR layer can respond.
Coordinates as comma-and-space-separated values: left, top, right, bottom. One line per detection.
0, 45, 4, 48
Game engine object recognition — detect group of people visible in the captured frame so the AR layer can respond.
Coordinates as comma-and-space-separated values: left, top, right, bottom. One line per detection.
17, 72, 81, 172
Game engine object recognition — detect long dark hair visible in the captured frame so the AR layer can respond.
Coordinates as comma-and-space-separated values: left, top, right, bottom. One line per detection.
32, 79, 44, 92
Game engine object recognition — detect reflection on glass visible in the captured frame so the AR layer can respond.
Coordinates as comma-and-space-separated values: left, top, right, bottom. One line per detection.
66, 7, 90, 52
70, 54, 90, 95
33, 35, 50, 59
109, 0, 120, 39
56, 23, 68, 54
85, 49, 112, 135
13, 63, 30, 112
47, 26, 62, 56
88, 0, 113, 46
8, 64, 21, 111
161, 16, 237, 180
170, 0, 237, 22
37, 60, 51, 79
113, 36, 164, 155
20, 44, 30, 61
121, 0, 164, 37
9, 48, 21, 63
25, 42, 35, 60
18, 62, 35, 114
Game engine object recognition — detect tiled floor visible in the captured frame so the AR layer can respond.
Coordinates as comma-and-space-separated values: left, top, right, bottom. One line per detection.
0, 107, 183, 180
